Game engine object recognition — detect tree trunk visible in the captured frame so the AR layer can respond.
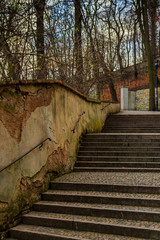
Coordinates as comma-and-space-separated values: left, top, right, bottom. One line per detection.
143, 0, 155, 111
159, 31, 160, 57
74, 0, 84, 92
149, 0, 158, 60
34, 0, 46, 80
133, 22, 138, 80
136, 0, 155, 110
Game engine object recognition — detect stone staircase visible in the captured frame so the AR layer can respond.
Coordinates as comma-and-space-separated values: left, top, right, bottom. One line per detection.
8, 113, 160, 239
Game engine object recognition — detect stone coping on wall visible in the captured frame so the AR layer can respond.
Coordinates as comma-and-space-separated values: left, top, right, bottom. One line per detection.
0, 79, 118, 105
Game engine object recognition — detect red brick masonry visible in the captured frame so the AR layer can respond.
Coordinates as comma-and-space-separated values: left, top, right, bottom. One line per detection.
103, 68, 160, 102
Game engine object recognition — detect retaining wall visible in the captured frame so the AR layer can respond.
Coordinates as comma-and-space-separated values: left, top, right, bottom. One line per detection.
0, 80, 120, 237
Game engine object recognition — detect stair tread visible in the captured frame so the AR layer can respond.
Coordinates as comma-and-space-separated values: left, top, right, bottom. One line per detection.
10, 224, 146, 240
74, 167, 160, 169
35, 200, 160, 213
78, 156, 160, 159
82, 141, 160, 143
44, 190, 160, 200
87, 133, 160, 135
83, 138, 160, 141
80, 148, 160, 152
80, 146, 160, 149
76, 161, 160, 164
77, 157, 160, 162
74, 167, 160, 172
104, 128, 160, 129
81, 143, 160, 146
79, 150, 160, 152
52, 172, 160, 186
24, 211, 160, 231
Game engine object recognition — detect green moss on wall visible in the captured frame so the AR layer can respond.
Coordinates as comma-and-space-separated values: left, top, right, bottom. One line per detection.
0, 102, 16, 114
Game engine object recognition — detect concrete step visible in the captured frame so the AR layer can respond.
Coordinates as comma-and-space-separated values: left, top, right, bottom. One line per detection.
75, 161, 160, 168
104, 123, 160, 126
77, 156, 160, 162
78, 151, 160, 156
104, 126, 160, 129
33, 201, 160, 222
106, 120, 160, 123
84, 134, 160, 140
103, 127, 160, 130
21, 211, 160, 239
9, 224, 85, 240
6, 239, 17, 240
106, 121, 160, 124
79, 146, 160, 152
9, 224, 147, 240
74, 167, 160, 172
42, 190, 160, 207
103, 127, 160, 131
103, 129, 160, 133
50, 182, 160, 194
106, 115, 160, 119
81, 142, 160, 147
107, 118, 160, 121
104, 123, 160, 127
82, 137, 160, 143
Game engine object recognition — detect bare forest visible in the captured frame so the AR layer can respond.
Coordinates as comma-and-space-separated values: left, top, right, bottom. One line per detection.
0, 0, 160, 109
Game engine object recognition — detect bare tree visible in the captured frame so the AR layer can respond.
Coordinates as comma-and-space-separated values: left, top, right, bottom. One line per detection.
1, 0, 159, 103
0, 1, 22, 80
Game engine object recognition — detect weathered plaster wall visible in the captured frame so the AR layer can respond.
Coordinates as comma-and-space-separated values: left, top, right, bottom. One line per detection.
0, 80, 120, 236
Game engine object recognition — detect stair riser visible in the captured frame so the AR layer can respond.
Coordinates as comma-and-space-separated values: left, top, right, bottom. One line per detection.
75, 162, 160, 168
106, 119, 160, 122
81, 143, 160, 147
22, 216, 160, 239
33, 204, 160, 222
84, 136, 160, 140
104, 124, 160, 127
42, 194, 160, 207
106, 116, 160, 120
103, 127, 160, 130
77, 157, 160, 162
74, 168, 160, 173
79, 147, 160, 152
50, 182, 160, 194
78, 152, 160, 156
104, 125, 160, 128
10, 230, 75, 240
82, 139, 160, 143
105, 121, 160, 124
103, 130, 160, 133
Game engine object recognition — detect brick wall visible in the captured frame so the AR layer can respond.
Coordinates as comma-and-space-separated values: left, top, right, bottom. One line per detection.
102, 67, 160, 102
